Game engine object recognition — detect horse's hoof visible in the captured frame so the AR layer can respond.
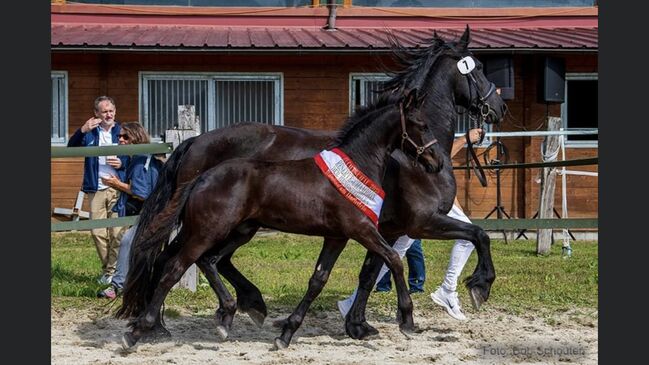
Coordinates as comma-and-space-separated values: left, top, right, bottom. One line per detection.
398, 321, 416, 335
215, 325, 229, 340
272, 318, 288, 329
469, 287, 485, 310
395, 310, 414, 327
363, 322, 379, 337
244, 308, 266, 328
399, 324, 423, 339
121, 332, 138, 350
345, 321, 379, 340
273, 337, 289, 350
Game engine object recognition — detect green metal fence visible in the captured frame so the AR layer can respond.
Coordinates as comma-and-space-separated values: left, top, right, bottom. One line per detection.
51, 143, 598, 233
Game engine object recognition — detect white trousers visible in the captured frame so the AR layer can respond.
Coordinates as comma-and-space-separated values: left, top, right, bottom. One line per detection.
346, 204, 475, 302
441, 204, 474, 292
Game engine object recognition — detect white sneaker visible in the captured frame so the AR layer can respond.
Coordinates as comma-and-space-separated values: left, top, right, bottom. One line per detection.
337, 297, 353, 319
430, 287, 467, 321
97, 274, 113, 285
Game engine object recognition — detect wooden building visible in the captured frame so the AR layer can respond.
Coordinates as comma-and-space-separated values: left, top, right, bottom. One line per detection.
51, 1, 598, 225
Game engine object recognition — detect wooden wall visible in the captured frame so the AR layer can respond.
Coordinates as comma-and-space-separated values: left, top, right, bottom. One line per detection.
51, 51, 598, 222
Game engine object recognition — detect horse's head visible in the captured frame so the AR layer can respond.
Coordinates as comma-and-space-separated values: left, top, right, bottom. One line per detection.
399, 89, 444, 173
383, 26, 507, 148
443, 26, 508, 126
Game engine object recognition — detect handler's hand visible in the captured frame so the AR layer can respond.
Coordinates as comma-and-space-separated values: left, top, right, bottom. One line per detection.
467, 128, 483, 144
106, 156, 122, 169
81, 117, 102, 133
100, 174, 119, 188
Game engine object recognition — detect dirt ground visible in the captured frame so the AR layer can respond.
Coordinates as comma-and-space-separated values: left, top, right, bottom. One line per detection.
51, 304, 597, 365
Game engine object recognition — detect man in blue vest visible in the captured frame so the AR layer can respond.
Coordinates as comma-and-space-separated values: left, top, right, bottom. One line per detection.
68, 96, 127, 285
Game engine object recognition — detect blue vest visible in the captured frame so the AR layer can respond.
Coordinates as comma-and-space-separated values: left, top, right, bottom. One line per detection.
115, 154, 162, 217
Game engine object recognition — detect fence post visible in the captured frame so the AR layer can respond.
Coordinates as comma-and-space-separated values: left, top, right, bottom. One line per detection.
536, 117, 561, 255
168, 105, 201, 292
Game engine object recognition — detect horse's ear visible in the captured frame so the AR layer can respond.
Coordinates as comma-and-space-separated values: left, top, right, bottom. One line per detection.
459, 25, 471, 49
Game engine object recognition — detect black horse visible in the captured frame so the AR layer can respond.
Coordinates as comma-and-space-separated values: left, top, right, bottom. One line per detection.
118, 26, 506, 347
119, 89, 442, 348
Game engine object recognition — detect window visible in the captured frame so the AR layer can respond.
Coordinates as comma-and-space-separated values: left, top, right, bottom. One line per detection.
561, 73, 598, 147
350, 73, 490, 144
349, 73, 391, 114
140, 72, 283, 140
51, 71, 68, 145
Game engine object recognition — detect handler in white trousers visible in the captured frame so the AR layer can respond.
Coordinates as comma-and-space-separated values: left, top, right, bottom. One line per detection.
337, 128, 483, 321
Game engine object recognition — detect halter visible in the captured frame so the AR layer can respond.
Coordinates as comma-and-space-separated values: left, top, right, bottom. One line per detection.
459, 55, 497, 187
466, 72, 496, 129
399, 102, 438, 167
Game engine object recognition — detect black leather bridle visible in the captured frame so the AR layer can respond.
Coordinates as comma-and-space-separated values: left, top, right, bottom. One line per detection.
463, 61, 498, 187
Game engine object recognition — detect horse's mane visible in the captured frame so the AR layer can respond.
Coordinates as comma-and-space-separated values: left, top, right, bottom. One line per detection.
381, 32, 463, 95
330, 31, 469, 151
331, 93, 403, 147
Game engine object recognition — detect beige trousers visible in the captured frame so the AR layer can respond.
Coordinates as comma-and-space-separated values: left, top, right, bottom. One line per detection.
88, 188, 125, 276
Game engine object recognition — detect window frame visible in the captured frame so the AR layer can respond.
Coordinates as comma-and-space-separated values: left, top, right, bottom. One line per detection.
560, 72, 598, 148
139, 71, 284, 141
51, 71, 68, 146
349, 72, 391, 115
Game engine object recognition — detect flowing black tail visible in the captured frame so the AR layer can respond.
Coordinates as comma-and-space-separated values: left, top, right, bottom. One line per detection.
131, 136, 197, 249
116, 173, 204, 319
116, 137, 198, 319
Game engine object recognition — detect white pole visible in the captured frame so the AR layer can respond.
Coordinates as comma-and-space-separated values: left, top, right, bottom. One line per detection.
560, 130, 572, 257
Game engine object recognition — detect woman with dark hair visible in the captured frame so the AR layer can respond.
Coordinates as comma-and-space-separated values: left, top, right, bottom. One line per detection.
97, 122, 164, 299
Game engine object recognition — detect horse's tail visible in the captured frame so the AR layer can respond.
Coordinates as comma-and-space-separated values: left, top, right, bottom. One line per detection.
116, 173, 203, 319
115, 138, 199, 320
132, 136, 197, 246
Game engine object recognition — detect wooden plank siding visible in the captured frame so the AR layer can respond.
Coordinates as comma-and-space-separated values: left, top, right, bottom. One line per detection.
51, 52, 598, 223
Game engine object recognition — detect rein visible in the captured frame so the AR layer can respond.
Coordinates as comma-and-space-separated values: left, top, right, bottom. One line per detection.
399, 102, 438, 167
465, 128, 488, 187
463, 64, 495, 187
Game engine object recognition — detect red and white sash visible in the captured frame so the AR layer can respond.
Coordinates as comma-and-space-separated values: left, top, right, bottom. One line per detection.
314, 148, 385, 226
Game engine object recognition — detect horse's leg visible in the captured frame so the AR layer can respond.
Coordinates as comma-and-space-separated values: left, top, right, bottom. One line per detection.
194, 223, 265, 337
210, 223, 266, 327
344, 250, 386, 339
195, 255, 237, 340
148, 242, 184, 340
122, 235, 213, 349
217, 252, 267, 327
410, 213, 495, 309
351, 227, 415, 334
273, 237, 347, 350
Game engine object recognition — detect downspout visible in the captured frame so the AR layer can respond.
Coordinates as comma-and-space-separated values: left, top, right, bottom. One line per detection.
323, 0, 337, 31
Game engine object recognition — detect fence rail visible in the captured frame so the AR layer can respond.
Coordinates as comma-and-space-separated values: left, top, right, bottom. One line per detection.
50, 216, 597, 232
51, 143, 173, 158
51, 143, 598, 234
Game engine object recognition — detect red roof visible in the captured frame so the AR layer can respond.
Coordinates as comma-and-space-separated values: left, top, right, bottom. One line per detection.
51, 24, 597, 51
51, 7, 598, 52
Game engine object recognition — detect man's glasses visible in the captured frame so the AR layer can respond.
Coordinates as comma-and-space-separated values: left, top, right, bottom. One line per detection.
118, 134, 130, 140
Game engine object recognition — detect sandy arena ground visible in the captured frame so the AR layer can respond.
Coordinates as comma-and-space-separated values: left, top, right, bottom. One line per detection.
51, 303, 597, 365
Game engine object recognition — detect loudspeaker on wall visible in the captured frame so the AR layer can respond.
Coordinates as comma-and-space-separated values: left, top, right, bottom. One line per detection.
540, 57, 565, 103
